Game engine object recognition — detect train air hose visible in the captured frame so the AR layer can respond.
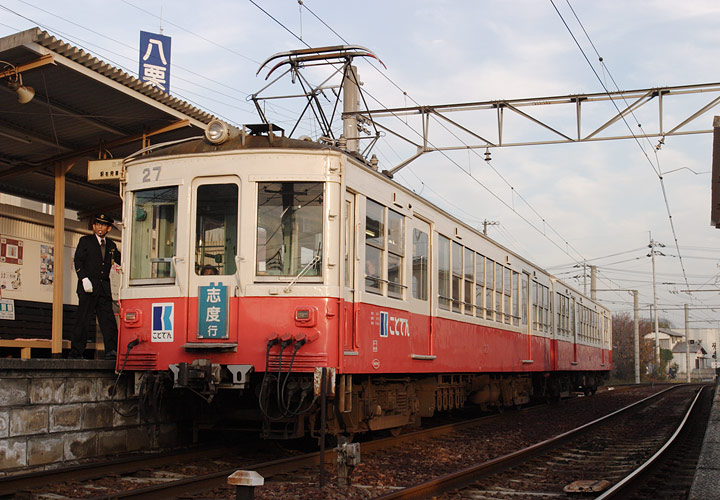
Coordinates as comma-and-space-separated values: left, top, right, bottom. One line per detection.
258, 335, 316, 421
110, 338, 141, 417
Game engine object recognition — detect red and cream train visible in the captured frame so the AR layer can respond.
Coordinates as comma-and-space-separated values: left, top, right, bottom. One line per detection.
115, 117, 611, 439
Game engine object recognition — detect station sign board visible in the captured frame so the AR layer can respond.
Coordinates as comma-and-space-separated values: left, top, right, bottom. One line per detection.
139, 31, 172, 93
88, 159, 123, 181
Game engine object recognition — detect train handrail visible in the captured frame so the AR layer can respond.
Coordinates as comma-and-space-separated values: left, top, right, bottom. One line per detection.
171, 256, 184, 295
234, 255, 244, 296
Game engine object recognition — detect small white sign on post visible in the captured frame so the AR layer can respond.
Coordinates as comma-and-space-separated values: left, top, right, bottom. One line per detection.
88, 159, 123, 181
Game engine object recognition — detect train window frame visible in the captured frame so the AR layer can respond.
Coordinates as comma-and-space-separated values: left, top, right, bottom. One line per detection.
485, 259, 495, 321
364, 199, 406, 299
194, 182, 238, 276
437, 234, 451, 311
512, 271, 519, 326
494, 262, 503, 321
364, 199, 384, 294
128, 185, 179, 285
451, 241, 462, 313
412, 228, 428, 301
463, 247, 474, 316
255, 181, 324, 282
503, 268, 512, 324
387, 208, 405, 299
475, 253, 485, 319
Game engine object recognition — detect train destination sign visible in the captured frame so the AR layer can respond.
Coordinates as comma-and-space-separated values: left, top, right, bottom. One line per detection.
198, 283, 228, 339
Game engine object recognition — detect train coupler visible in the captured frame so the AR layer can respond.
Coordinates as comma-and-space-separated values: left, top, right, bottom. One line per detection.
169, 359, 253, 398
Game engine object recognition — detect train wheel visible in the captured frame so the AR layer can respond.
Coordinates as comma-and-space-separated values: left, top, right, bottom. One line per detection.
389, 426, 403, 437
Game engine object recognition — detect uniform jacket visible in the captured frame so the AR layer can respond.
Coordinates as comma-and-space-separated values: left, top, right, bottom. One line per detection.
74, 234, 121, 295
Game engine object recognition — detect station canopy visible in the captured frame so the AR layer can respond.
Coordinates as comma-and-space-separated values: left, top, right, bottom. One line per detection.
0, 28, 217, 220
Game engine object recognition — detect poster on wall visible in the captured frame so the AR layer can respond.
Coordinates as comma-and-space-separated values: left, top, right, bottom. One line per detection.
40, 244, 54, 285
0, 298, 15, 320
0, 237, 23, 264
0, 265, 22, 292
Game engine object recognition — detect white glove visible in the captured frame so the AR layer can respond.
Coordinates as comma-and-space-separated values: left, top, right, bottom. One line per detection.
82, 277, 93, 293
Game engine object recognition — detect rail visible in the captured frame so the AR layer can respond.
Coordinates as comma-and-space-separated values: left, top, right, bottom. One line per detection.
373, 385, 683, 500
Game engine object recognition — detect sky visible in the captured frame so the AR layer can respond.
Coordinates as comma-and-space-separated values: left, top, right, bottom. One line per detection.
2, 0, 720, 334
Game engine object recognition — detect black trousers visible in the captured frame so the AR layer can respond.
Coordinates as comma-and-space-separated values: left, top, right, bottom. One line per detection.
70, 285, 118, 356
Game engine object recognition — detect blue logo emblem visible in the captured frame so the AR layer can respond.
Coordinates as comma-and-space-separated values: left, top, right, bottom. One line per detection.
379, 311, 389, 337
151, 303, 174, 342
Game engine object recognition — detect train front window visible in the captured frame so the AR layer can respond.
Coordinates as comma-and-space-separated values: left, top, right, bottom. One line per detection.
129, 186, 178, 283
256, 182, 323, 278
195, 183, 238, 275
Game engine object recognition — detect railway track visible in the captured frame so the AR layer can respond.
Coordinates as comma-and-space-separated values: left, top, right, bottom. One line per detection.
1, 384, 672, 499
374, 384, 711, 500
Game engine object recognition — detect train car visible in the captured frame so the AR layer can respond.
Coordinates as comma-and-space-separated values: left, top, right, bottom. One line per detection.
116, 48, 611, 440
116, 124, 611, 440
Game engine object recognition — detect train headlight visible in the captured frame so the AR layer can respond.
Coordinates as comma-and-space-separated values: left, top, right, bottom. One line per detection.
205, 120, 230, 144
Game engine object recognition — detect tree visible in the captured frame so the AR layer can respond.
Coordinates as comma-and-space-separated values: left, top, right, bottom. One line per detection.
611, 312, 656, 382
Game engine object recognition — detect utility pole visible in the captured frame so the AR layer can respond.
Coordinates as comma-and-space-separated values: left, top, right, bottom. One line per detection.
482, 220, 498, 236
634, 291, 640, 384
685, 304, 691, 383
590, 266, 597, 300
648, 234, 665, 367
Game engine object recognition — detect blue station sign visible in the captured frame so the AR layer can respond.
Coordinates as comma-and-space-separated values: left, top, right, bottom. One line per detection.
139, 31, 172, 92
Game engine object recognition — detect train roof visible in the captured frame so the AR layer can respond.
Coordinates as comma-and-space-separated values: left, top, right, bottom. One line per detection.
139, 124, 351, 159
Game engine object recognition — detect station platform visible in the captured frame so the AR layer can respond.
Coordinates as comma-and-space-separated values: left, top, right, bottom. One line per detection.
0, 358, 188, 476
690, 382, 720, 499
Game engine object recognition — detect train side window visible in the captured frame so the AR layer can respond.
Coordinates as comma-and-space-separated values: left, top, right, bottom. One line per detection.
504, 267, 511, 324
365, 199, 384, 294
475, 253, 485, 319
521, 273, 529, 327
532, 281, 539, 330
364, 200, 405, 299
256, 182, 323, 278
387, 209, 405, 298
195, 183, 237, 275
485, 259, 495, 321
129, 186, 178, 283
451, 242, 462, 313
512, 271, 519, 326
437, 234, 450, 310
464, 248, 474, 316
412, 228, 428, 300
496, 268, 501, 321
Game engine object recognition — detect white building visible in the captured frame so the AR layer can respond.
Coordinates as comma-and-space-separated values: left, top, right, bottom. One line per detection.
671, 341, 711, 378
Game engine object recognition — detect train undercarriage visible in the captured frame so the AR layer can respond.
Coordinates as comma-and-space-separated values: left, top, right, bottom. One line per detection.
148, 361, 608, 441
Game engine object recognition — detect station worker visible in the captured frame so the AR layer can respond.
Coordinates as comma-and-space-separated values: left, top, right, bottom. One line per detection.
69, 213, 121, 360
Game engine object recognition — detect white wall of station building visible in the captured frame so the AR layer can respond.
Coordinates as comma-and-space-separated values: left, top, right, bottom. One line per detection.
0, 199, 89, 307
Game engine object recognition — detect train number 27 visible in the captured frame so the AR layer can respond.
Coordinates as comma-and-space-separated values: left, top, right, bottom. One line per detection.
142, 166, 161, 182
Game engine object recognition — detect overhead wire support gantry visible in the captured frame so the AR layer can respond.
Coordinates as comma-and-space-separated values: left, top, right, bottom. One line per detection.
347, 82, 720, 174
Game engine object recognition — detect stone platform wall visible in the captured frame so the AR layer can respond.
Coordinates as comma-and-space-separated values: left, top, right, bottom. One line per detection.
0, 359, 188, 476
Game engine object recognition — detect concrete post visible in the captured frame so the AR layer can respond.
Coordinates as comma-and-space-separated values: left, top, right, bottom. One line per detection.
227, 470, 264, 500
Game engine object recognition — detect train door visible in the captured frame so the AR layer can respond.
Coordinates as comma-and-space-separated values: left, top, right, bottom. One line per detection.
186, 176, 241, 346
409, 217, 433, 359
342, 191, 357, 353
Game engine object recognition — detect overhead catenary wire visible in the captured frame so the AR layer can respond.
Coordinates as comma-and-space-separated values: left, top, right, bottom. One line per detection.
256, 0, 674, 310
549, 0, 692, 300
